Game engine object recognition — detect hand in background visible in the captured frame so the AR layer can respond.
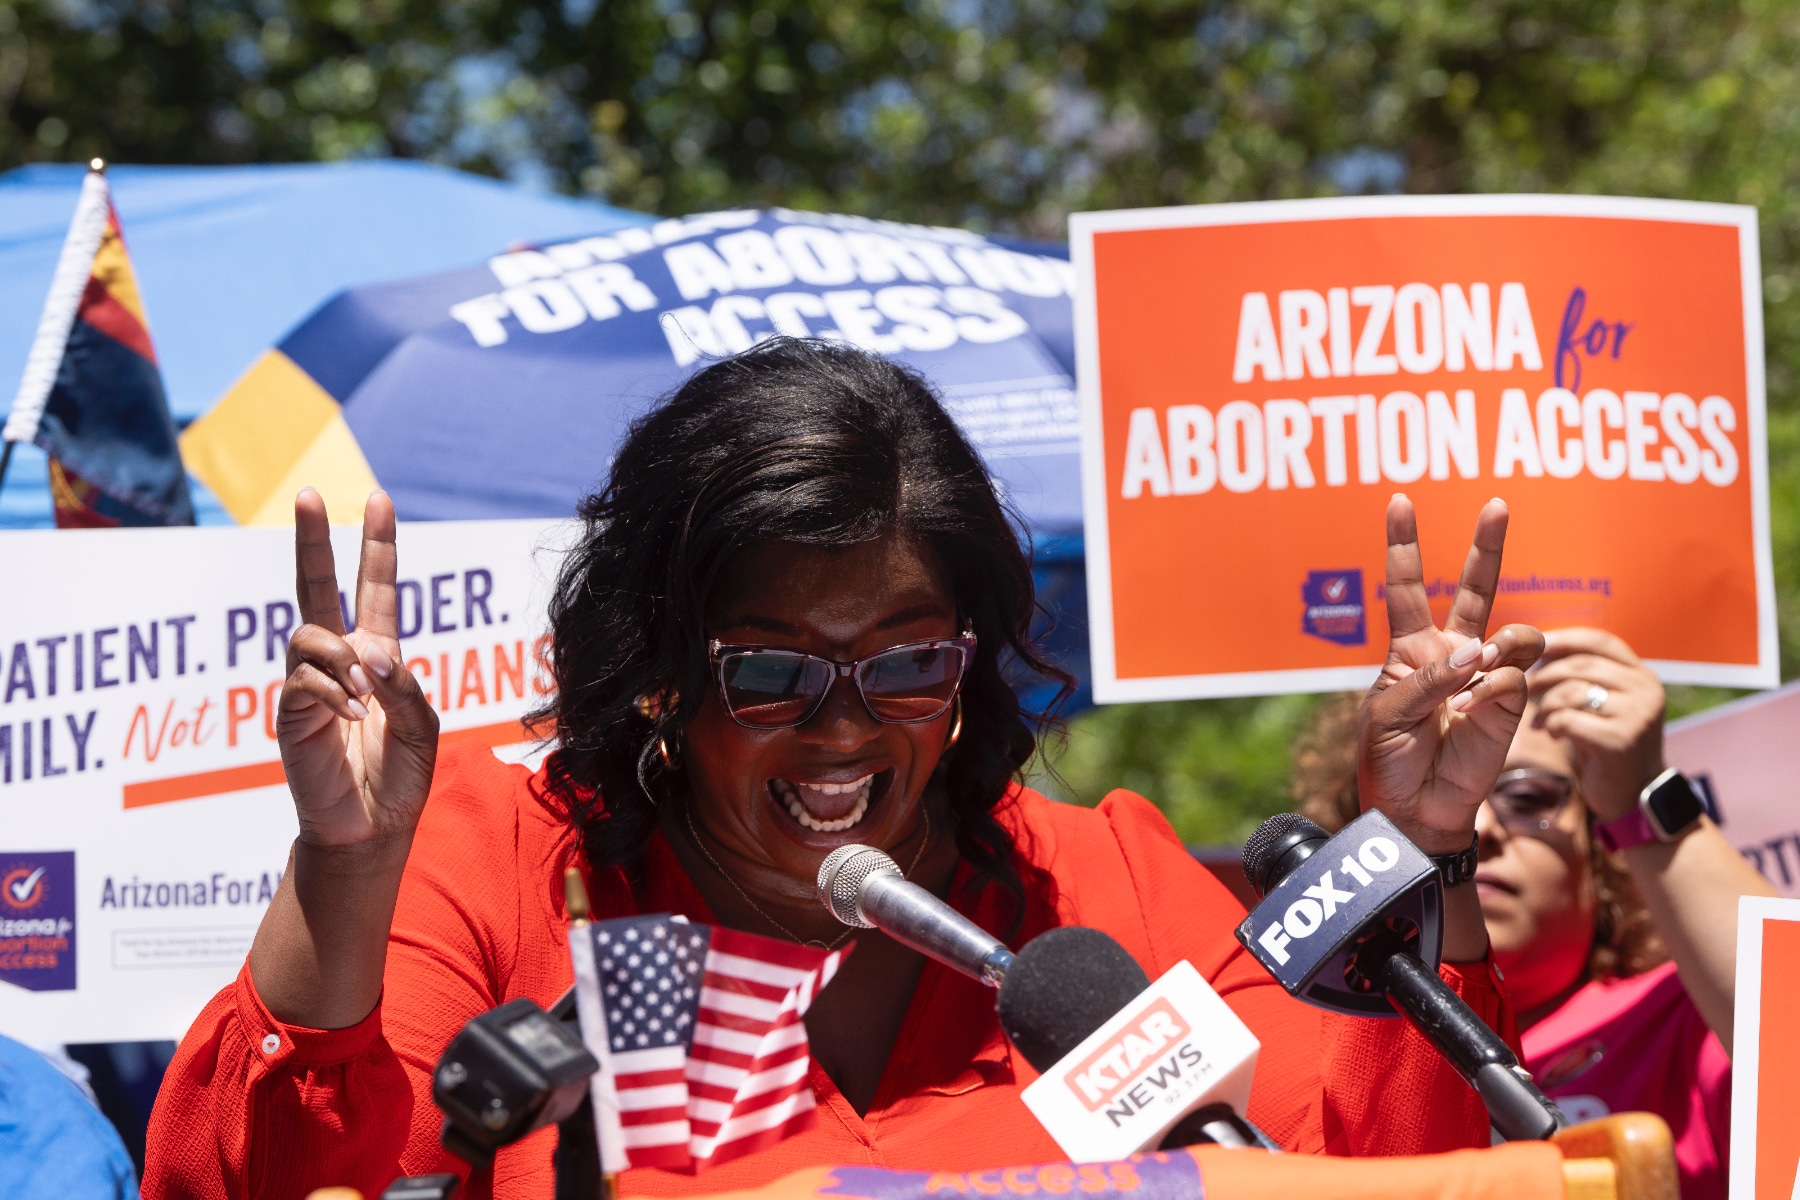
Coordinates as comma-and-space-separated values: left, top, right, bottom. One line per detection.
1527, 628, 1665, 820
1528, 631, 1776, 1052
1359, 495, 1545, 856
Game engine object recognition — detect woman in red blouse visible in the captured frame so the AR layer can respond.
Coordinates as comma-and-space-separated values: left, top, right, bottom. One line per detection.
146, 339, 1543, 1200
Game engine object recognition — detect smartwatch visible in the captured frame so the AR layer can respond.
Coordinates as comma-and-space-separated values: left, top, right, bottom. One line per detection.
1594, 767, 1708, 852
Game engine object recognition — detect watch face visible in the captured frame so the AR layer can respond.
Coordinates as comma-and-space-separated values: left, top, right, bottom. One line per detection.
1644, 772, 1707, 839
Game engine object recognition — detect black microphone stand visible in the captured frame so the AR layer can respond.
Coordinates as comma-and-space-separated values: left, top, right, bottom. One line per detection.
555, 869, 616, 1200
554, 1096, 608, 1200
1378, 951, 1563, 1142
1160, 1103, 1283, 1152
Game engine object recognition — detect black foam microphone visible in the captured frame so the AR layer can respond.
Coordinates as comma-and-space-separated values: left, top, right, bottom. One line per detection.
1236, 810, 1566, 1142
998, 927, 1278, 1153
997, 927, 1149, 1068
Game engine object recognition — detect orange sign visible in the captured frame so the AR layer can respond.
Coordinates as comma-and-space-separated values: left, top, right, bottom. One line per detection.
1070, 196, 1775, 700
1729, 897, 1800, 1200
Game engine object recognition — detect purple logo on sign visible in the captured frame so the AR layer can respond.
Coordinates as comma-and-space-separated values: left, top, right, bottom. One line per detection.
1301, 570, 1366, 647
0, 851, 76, 992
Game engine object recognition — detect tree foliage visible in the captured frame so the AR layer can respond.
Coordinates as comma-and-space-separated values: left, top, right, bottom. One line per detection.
5, 0, 1796, 838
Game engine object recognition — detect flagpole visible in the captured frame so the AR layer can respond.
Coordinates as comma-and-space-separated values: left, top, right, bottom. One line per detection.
5, 160, 109, 446
2, 159, 110, 518
559, 868, 620, 1200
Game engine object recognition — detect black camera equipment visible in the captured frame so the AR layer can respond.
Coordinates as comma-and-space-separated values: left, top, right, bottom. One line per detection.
431, 995, 598, 1168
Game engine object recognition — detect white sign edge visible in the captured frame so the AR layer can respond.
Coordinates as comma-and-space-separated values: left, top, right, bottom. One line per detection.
1728, 895, 1800, 1200
1070, 205, 1121, 703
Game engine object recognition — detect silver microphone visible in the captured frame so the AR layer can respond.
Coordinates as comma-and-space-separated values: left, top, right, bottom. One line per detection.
816, 845, 1015, 987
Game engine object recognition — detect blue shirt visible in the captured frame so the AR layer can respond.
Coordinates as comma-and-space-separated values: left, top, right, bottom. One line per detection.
0, 1033, 139, 1199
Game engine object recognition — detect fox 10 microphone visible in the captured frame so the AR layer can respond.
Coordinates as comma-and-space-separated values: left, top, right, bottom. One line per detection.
1235, 810, 1566, 1142
816, 847, 1273, 1158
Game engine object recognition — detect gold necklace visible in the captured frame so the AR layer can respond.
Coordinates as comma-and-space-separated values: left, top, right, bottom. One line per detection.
682, 798, 933, 951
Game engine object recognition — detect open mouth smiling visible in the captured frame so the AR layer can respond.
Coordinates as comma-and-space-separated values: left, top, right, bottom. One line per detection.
767, 769, 894, 834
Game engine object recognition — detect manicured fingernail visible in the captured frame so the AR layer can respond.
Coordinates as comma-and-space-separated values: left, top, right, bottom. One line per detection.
347, 698, 369, 720
1478, 642, 1499, 669
1451, 639, 1483, 667
1448, 690, 1475, 712
363, 645, 393, 679
348, 664, 373, 696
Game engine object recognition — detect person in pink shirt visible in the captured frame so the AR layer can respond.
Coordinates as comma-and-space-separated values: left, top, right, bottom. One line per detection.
1294, 628, 1775, 1200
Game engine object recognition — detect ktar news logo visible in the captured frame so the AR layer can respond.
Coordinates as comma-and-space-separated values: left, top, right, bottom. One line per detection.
1065, 998, 1209, 1126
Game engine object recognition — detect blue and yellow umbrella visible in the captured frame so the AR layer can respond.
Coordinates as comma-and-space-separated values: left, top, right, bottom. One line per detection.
182, 208, 1082, 536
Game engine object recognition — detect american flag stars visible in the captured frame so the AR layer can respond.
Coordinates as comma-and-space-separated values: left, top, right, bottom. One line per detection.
595, 916, 708, 1053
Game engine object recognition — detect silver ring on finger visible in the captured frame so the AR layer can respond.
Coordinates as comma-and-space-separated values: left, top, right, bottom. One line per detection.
1585, 683, 1609, 713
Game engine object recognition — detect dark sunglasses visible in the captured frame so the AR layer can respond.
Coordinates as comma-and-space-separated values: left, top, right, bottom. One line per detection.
708, 630, 977, 729
1486, 767, 1577, 834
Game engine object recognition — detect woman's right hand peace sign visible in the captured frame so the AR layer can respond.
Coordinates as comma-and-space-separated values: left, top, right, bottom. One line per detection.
1358, 494, 1544, 855
278, 488, 439, 848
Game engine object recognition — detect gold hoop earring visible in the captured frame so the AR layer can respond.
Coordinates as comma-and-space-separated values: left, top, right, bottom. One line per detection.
945, 696, 963, 748
658, 730, 681, 771
636, 689, 678, 720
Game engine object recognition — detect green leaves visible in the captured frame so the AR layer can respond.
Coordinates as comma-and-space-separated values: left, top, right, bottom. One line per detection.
8, 0, 1799, 837
1033, 694, 1335, 844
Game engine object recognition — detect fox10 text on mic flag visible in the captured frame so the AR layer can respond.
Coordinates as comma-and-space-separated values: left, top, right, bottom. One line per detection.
1069, 195, 1776, 702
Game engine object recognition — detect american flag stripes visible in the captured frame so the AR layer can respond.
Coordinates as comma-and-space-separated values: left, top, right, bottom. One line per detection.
569, 914, 847, 1174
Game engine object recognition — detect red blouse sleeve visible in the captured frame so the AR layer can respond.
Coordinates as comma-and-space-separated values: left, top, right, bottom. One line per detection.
1094, 789, 1512, 1156
143, 745, 564, 1200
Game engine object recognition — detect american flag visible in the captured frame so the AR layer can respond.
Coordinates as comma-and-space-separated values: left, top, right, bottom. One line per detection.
569, 914, 847, 1173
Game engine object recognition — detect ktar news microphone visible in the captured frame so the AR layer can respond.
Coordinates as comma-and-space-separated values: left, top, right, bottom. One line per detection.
816, 846, 1276, 1158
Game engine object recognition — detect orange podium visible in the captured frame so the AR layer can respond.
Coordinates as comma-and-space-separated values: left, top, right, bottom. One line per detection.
312, 1113, 1677, 1200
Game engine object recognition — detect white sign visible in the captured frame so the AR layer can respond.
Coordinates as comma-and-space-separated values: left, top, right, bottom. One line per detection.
1666, 681, 1800, 896
0, 518, 567, 1043
1019, 959, 1259, 1162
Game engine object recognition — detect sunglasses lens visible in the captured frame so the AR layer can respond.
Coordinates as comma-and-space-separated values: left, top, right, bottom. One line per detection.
720, 651, 833, 727
1491, 778, 1569, 824
859, 645, 968, 722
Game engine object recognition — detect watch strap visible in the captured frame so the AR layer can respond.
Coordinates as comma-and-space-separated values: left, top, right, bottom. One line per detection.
1432, 835, 1479, 887
1594, 806, 1657, 853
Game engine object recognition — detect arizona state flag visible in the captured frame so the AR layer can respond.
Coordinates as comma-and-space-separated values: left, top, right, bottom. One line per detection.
1, 161, 194, 527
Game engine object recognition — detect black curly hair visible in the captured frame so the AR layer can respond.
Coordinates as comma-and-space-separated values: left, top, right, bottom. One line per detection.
530, 337, 1071, 917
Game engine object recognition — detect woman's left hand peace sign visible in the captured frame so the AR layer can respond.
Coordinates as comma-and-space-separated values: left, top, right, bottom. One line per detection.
1358, 495, 1545, 855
